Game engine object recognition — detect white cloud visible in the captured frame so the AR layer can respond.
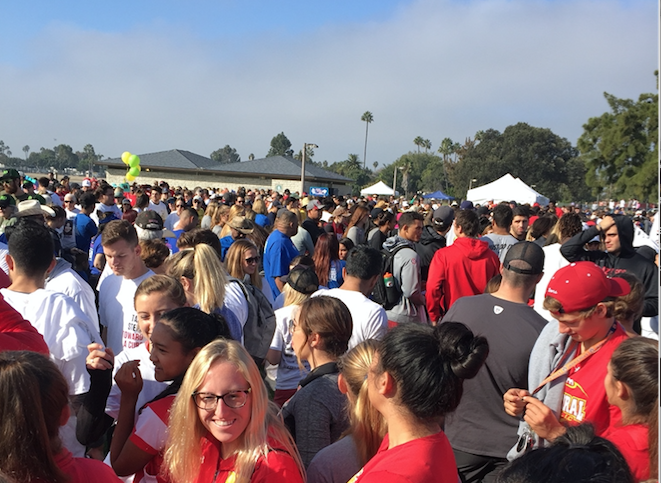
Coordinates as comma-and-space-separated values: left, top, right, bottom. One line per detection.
0, 0, 656, 170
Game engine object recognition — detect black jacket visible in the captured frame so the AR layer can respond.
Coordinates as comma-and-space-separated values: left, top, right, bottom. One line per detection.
415, 225, 447, 281
560, 215, 658, 317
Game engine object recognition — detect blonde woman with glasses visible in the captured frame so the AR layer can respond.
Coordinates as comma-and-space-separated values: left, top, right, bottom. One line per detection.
163, 339, 305, 483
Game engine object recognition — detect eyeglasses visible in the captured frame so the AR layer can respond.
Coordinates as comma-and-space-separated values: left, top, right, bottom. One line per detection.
176, 204, 184, 208
192, 389, 251, 411
244, 256, 259, 264
64, 200, 75, 203
236, 200, 244, 204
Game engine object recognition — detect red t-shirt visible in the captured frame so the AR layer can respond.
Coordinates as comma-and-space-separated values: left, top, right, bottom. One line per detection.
194, 434, 303, 483
0, 294, 49, 354
559, 324, 627, 436
349, 431, 458, 483
55, 449, 121, 482
602, 423, 650, 482
129, 395, 175, 483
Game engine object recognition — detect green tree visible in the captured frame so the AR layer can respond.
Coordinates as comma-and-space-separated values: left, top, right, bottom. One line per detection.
450, 123, 588, 201
54, 144, 79, 172
77, 144, 101, 175
379, 152, 447, 198
266, 132, 293, 157
578, 84, 658, 201
361, 111, 374, 168
22, 145, 30, 160
422, 139, 432, 153
324, 153, 374, 195
413, 136, 424, 153
210, 145, 241, 164
0, 141, 11, 160
294, 145, 315, 161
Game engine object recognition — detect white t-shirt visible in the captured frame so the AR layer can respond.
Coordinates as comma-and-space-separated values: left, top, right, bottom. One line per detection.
0, 241, 9, 275
148, 200, 168, 221
224, 281, 250, 329
532, 243, 570, 322
91, 203, 122, 225
98, 270, 155, 355
312, 288, 388, 350
0, 288, 100, 394
269, 305, 308, 390
106, 342, 170, 420
61, 209, 78, 250
46, 259, 100, 333
164, 211, 179, 231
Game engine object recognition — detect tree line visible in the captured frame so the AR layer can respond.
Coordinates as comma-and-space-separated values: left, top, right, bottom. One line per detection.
2, 72, 655, 202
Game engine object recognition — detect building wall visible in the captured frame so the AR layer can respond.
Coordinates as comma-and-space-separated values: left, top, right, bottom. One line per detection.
105, 168, 351, 195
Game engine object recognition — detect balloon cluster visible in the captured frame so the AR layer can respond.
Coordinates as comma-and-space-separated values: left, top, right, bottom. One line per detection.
121, 151, 141, 182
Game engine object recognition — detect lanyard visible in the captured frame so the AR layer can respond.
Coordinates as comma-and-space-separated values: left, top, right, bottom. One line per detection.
532, 323, 617, 396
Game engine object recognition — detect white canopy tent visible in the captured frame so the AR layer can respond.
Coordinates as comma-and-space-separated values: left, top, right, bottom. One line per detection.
466, 173, 549, 206
360, 181, 395, 196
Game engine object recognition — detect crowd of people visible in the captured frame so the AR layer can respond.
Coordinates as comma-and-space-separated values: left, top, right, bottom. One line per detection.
0, 167, 658, 483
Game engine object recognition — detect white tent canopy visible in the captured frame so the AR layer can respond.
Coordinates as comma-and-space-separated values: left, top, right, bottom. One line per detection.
466, 174, 549, 206
360, 181, 395, 196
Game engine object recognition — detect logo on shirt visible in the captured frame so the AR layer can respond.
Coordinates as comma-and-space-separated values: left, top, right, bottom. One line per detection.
561, 378, 588, 423
493, 305, 503, 315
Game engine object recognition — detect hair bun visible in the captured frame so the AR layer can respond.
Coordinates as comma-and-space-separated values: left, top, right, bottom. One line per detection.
435, 322, 489, 380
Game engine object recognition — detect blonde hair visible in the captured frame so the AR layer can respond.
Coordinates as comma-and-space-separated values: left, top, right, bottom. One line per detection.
225, 239, 261, 289
163, 339, 304, 483
219, 205, 247, 238
212, 204, 230, 228
282, 282, 310, 307
338, 340, 386, 466
167, 244, 227, 314
252, 199, 266, 215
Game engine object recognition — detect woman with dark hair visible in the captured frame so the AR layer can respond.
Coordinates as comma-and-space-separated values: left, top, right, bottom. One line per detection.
526, 215, 557, 247
338, 237, 355, 261
281, 295, 353, 467
110, 307, 230, 481
367, 210, 394, 251
0, 351, 121, 483
312, 233, 345, 289
603, 337, 658, 482
345, 206, 370, 246
352, 322, 489, 482
496, 424, 634, 483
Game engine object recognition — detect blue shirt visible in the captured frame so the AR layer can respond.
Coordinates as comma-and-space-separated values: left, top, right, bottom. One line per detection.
89, 235, 104, 275
254, 213, 271, 228
263, 230, 298, 296
74, 213, 98, 252
219, 235, 235, 262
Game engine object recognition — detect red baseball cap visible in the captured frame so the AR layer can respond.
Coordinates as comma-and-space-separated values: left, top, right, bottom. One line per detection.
545, 262, 631, 313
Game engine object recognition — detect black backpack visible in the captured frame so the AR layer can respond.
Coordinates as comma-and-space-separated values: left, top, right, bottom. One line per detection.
371, 244, 410, 310
229, 278, 276, 365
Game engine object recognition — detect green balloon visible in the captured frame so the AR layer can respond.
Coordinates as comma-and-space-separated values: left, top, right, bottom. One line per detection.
128, 166, 140, 177
128, 154, 141, 168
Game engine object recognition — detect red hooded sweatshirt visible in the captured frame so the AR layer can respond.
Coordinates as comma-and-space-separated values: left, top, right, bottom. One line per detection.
426, 237, 500, 323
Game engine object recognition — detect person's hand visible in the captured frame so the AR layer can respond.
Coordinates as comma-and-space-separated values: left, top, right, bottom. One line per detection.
86, 343, 114, 371
503, 388, 530, 417
114, 360, 143, 399
597, 215, 615, 233
522, 396, 566, 441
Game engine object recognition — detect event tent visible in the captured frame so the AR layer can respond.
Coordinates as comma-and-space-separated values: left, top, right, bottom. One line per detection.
466, 174, 549, 206
422, 190, 453, 200
360, 181, 395, 196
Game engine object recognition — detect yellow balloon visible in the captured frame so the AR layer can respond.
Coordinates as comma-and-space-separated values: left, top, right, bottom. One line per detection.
126, 173, 136, 182
121, 151, 132, 165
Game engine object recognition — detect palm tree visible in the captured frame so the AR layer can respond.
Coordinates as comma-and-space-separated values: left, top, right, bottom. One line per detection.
22, 145, 30, 160
372, 161, 378, 170
438, 137, 455, 192
361, 111, 374, 168
413, 136, 424, 153
423, 139, 432, 153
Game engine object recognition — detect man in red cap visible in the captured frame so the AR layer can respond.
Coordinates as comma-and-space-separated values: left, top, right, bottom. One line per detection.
503, 261, 630, 457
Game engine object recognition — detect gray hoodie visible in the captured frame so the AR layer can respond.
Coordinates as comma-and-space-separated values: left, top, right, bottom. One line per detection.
383, 235, 428, 324
507, 320, 570, 460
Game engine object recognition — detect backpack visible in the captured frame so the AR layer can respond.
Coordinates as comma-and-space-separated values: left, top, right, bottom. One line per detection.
371, 244, 411, 310
229, 277, 276, 364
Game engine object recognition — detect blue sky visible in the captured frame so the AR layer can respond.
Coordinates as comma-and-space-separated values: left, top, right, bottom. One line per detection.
0, 0, 657, 174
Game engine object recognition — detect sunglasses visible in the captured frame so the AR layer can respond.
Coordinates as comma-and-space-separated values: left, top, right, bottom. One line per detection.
244, 256, 259, 264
